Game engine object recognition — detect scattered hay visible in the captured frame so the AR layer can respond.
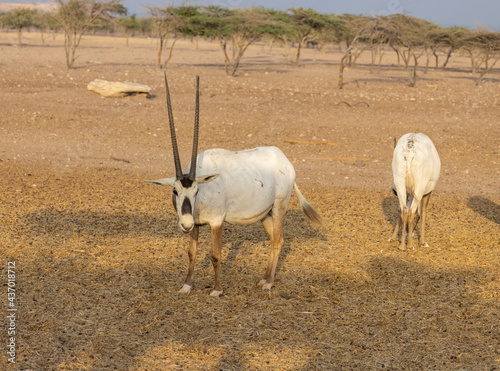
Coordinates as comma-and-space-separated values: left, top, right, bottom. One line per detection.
1, 164, 498, 370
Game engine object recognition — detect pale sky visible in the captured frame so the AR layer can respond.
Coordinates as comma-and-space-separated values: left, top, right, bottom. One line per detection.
3, 0, 499, 30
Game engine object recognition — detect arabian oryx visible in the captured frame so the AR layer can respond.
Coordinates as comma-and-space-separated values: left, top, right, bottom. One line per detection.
389, 133, 441, 250
147, 74, 322, 297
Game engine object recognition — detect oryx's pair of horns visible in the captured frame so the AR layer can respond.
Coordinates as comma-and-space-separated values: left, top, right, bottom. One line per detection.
164, 72, 199, 181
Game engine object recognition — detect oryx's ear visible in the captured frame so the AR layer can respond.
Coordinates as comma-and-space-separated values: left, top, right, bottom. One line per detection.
196, 174, 220, 184
146, 177, 176, 187
391, 187, 398, 197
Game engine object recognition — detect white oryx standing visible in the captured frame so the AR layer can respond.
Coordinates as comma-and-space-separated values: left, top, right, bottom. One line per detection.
389, 133, 441, 250
148, 75, 322, 297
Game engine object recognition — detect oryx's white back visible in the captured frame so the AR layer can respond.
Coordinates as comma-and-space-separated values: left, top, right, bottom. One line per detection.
392, 133, 441, 200
189, 146, 296, 226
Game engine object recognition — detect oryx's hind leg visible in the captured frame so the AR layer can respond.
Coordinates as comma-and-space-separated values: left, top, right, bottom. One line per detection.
389, 213, 401, 242
407, 206, 418, 250
260, 215, 274, 288
180, 225, 199, 294
398, 207, 408, 251
209, 224, 224, 297
419, 192, 432, 247
259, 199, 286, 290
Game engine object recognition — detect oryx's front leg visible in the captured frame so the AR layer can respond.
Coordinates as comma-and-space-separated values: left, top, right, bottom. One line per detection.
209, 224, 224, 297
180, 225, 199, 294
259, 200, 286, 291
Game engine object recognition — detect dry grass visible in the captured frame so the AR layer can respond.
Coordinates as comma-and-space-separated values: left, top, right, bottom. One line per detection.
0, 32, 499, 370
1, 164, 498, 370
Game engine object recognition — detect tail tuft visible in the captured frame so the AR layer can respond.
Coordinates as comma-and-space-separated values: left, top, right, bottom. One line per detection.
294, 184, 322, 225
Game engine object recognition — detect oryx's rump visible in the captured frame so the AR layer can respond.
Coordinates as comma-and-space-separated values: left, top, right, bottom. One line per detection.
392, 133, 440, 199
191, 147, 296, 226
390, 133, 441, 250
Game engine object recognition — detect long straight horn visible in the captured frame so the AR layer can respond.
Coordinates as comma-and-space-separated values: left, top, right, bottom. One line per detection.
164, 72, 183, 179
188, 76, 200, 181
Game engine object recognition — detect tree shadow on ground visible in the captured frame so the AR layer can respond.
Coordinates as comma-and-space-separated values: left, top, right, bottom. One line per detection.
381, 195, 399, 228
467, 195, 500, 224
24, 208, 178, 239
196, 208, 327, 290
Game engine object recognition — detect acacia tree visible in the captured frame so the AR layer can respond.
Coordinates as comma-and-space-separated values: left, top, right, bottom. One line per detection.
426, 26, 468, 69
286, 8, 330, 65
316, 13, 345, 52
56, 0, 126, 69
369, 28, 390, 71
337, 15, 378, 89
115, 14, 140, 46
137, 17, 153, 37
34, 10, 59, 45
262, 9, 296, 61
463, 31, 500, 85
147, 5, 200, 68
2, 8, 37, 46
196, 6, 277, 76
384, 15, 438, 86
174, 6, 204, 50
148, 6, 182, 68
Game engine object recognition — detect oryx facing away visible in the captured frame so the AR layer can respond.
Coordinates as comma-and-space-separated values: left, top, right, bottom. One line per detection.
389, 133, 441, 250
148, 74, 322, 297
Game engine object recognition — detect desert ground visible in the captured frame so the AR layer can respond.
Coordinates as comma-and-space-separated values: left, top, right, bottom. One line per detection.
0, 31, 499, 370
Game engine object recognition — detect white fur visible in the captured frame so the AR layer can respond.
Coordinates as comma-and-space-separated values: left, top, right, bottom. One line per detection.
149, 146, 321, 295
391, 133, 440, 250
149, 147, 301, 228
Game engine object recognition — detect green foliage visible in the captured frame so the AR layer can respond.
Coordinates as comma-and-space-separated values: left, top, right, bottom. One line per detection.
192, 6, 236, 39
196, 7, 279, 75
116, 14, 141, 33
33, 11, 59, 31
264, 8, 295, 40
321, 14, 348, 43
0, 8, 38, 45
137, 17, 153, 35
6, 8, 37, 30
288, 8, 330, 32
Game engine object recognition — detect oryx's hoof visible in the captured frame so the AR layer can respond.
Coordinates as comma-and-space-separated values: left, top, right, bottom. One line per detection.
209, 290, 223, 297
259, 279, 273, 290
179, 284, 192, 294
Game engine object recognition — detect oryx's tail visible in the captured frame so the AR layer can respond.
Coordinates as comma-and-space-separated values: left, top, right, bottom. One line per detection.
294, 183, 322, 224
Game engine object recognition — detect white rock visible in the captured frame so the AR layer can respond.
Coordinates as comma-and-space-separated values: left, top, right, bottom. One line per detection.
87, 79, 151, 98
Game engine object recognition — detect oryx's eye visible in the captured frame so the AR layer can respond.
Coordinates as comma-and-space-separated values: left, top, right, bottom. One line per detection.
173, 189, 178, 196
195, 190, 199, 196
